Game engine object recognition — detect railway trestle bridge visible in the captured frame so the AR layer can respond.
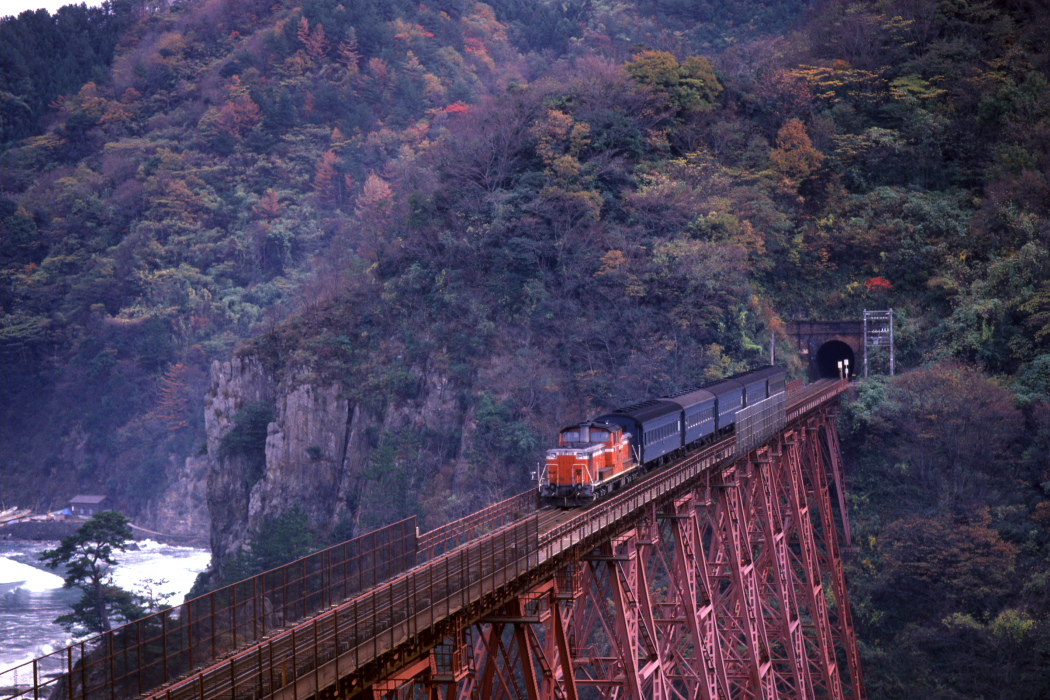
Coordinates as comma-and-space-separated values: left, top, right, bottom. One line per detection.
3, 379, 863, 700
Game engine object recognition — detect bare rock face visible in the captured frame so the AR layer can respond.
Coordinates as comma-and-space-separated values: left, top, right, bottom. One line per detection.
202, 351, 471, 575
249, 381, 353, 532
204, 355, 275, 569
140, 454, 210, 540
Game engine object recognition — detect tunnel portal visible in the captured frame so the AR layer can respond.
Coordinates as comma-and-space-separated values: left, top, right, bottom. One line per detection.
816, 340, 856, 378
786, 321, 865, 380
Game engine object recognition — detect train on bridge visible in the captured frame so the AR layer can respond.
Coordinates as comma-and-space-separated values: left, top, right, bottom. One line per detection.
539, 365, 787, 507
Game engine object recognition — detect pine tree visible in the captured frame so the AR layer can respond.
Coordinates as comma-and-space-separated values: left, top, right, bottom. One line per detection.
41, 512, 141, 633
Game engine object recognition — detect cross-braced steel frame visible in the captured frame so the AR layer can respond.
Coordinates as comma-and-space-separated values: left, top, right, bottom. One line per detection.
365, 409, 864, 700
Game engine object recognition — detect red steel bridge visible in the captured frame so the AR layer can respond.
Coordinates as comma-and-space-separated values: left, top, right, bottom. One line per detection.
2, 378, 863, 700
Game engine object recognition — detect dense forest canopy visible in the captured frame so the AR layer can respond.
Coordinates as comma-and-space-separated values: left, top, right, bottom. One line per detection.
2, 0, 1050, 697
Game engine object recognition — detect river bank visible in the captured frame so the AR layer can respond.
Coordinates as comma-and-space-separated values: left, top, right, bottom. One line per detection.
1, 519, 208, 547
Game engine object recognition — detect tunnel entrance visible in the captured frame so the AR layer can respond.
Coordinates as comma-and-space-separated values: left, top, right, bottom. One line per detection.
816, 340, 856, 378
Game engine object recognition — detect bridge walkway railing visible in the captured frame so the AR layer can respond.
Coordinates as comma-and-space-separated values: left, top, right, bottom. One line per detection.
135, 379, 846, 700
0, 490, 538, 700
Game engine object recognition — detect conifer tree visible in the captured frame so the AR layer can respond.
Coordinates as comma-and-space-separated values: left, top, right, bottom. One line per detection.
41, 512, 141, 633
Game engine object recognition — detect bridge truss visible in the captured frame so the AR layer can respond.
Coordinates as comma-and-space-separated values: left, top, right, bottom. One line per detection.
1, 381, 862, 700
366, 404, 863, 700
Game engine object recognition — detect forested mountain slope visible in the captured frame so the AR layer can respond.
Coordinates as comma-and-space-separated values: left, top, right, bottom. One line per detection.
2, 1, 1050, 696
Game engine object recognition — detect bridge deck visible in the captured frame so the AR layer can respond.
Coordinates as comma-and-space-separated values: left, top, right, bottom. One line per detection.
143, 379, 847, 700
0, 379, 846, 700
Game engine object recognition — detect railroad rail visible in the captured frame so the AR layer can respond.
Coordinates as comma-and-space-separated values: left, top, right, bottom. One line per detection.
1, 379, 849, 700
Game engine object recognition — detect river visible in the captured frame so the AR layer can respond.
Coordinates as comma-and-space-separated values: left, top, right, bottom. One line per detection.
0, 538, 211, 681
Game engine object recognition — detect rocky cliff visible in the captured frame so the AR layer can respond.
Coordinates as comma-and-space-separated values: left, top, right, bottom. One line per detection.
201, 352, 468, 574
139, 454, 211, 540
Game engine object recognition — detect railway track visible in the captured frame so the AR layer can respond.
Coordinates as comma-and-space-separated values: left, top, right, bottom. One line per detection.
132, 379, 846, 700
1, 379, 845, 700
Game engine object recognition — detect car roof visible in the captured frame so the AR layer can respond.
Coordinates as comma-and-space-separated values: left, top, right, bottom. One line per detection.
701, 378, 745, 397
664, 387, 716, 410
744, 365, 782, 381
600, 398, 681, 424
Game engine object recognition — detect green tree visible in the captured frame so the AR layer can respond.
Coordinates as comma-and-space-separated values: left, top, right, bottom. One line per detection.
221, 505, 316, 583
40, 511, 142, 633
625, 50, 722, 114
250, 504, 316, 572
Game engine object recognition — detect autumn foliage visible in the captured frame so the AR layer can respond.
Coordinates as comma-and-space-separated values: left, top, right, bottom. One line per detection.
864, 276, 892, 292
3, 0, 1050, 694
769, 119, 824, 184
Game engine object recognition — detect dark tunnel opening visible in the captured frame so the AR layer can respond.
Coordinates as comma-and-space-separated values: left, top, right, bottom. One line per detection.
816, 340, 856, 378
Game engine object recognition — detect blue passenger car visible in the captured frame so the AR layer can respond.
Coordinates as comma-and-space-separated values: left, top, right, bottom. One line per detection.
597, 399, 682, 465
704, 378, 745, 432
666, 387, 718, 447
749, 366, 787, 397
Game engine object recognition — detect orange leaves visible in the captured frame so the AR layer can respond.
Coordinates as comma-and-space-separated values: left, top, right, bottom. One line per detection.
769, 118, 825, 185
392, 18, 435, 42
145, 174, 205, 224
337, 38, 361, 78
597, 250, 629, 276
297, 17, 328, 59
353, 172, 395, 262
753, 69, 815, 121
367, 57, 392, 85
791, 63, 884, 107
313, 151, 341, 205
57, 81, 108, 122
532, 109, 590, 167
155, 363, 194, 431
254, 190, 281, 221
356, 172, 394, 219
463, 36, 487, 55
213, 94, 262, 138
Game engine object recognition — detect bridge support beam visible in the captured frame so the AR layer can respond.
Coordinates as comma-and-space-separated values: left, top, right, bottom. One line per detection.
367, 408, 864, 700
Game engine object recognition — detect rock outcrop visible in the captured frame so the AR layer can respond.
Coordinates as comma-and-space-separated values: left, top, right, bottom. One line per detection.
201, 351, 468, 574
140, 454, 211, 539
204, 355, 275, 569
248, 382, 354, 532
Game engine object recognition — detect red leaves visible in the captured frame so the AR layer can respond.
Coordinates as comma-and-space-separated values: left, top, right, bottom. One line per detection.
865, 276, 893, 292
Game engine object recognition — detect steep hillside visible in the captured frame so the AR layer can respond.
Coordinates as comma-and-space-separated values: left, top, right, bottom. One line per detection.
3, 1, 1050, 695
0, 0, 540, 526
0, 0, 829, 532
